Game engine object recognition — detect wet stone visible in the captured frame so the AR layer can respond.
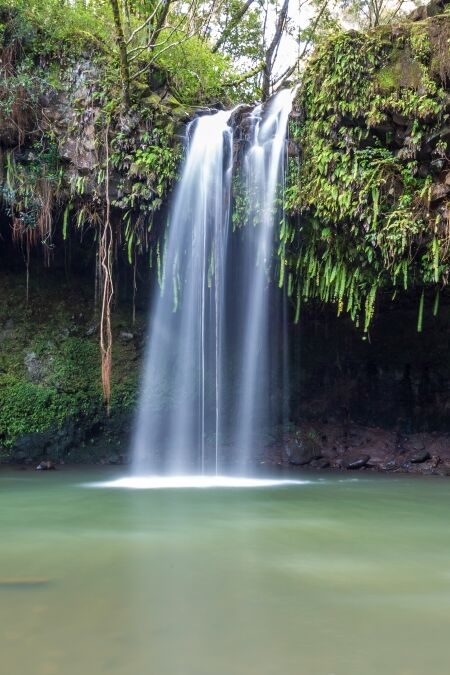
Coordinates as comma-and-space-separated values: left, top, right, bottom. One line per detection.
309, 458, 330, 469
36, 461, 56, 471
344, 455, 370, 470
285, 436, 322, 466
409, 450, 431, 464
382, 458, 399, 471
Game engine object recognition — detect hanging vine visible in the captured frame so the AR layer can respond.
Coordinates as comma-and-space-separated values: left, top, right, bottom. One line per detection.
100, 125, 114, 411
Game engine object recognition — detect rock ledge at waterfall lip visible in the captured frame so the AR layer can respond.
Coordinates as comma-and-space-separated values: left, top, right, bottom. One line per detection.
83, 475, 312, 489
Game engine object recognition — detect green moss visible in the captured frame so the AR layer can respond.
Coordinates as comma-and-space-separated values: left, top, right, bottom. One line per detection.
376, 65, 398, 91
0, 271, 140, 449
410, 24, 432, 63
375, 50, 423, 93
0, 381, 72, 446
287, 16, 450, 332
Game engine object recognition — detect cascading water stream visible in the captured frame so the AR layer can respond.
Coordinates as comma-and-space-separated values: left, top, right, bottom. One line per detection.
132, 110, 234, 475
233, 88, 296, 469
132, 89, 295, 477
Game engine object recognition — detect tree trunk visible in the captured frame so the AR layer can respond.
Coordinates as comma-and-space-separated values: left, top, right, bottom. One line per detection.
212, 0, 256, 53
109, 0, 131, 108
262, 0, 289, 101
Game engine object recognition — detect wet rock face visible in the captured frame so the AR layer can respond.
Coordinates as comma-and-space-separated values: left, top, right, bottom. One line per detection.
13, 433, 53, 462
36, 460, 56, 471
4, 408, 134, 467
408, 449, 431, 464
41, 60, 102, 176
24, 351, 53, 384
290, 299, 450, 435
267, 416, 450, 475
284, 430, 322, 465
410, 0, 450, 21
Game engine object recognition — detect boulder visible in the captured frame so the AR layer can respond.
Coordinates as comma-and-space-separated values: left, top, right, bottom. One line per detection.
344, 454, 370, 470
409, 449, 431, 464
381, 457, 399, 471
36, 460, 56, 471
284, 431, 322, 465
107, 452, 123, 465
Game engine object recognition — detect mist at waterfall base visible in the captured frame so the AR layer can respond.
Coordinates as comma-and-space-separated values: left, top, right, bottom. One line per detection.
127, 89, 296, 484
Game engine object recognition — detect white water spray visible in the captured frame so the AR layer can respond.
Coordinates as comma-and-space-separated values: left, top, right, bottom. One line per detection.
131, 89, 296, 478
132, 110, 233, 475
233, 88, 296, 468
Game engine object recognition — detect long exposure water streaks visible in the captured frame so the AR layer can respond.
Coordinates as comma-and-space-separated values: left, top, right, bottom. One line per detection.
132, 90, 295, 475
233, 88, 296, 469
132, 110, 234, 474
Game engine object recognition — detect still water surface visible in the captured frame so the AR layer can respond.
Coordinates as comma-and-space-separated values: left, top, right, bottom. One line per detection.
1, 468, 449, 675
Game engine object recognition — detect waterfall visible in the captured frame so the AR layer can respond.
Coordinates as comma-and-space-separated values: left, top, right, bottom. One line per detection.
232, 89, 296, 469
132, 110, 234, 475
132, 89, 295, 476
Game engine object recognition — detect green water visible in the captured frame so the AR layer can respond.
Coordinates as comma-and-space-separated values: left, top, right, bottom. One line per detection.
1, 468, 450, 675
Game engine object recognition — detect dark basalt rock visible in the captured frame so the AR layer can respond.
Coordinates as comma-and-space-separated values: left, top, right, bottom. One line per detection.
409, 449, 431, 463
381, 457, 400, 471
36, 460, 56, 471
106, 452, 124, 465
12, 432, 53, 461
344, 454, 370, 470
310, 458, 330, 469
285, 432, 322, 465
119, 331, 134, 342
410, 0, 450, 21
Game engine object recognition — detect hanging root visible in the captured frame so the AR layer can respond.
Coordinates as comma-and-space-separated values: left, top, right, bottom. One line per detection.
100, 125, 114, 412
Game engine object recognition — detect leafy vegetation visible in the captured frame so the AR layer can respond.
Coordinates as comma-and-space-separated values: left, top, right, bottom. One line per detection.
0, 271, 140, 450
2, 0, 450, 430
286, 15, 450, 333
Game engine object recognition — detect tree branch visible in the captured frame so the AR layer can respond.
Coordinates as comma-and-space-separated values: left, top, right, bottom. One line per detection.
125, 0, 164, 45
262, 0, 289, 101
212, 0, 256, 53
221, 60, 265, 88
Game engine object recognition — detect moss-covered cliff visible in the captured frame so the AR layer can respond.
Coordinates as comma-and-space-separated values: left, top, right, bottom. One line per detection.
3, 3, 450, 464
288, 11, 450, 332
0, 262, 142, 461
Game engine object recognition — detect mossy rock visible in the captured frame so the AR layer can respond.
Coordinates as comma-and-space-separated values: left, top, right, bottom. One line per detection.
285, 431, 322, 465
376, 49, 424, 93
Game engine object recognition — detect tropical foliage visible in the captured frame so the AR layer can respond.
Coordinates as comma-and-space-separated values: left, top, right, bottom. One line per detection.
285, 15, 450, 332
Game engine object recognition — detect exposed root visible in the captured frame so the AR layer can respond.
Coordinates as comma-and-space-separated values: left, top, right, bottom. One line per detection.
100, 126, 114, 411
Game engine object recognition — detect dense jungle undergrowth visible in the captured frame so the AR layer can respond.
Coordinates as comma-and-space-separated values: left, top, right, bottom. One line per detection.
2, 0, 450, 456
